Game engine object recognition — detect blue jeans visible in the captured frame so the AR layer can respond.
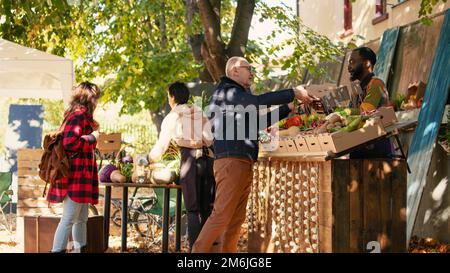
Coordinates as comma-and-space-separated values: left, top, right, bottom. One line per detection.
51, 196, 89, 252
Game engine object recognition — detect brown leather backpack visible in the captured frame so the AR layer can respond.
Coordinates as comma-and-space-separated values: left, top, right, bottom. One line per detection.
39, 119, 71, 197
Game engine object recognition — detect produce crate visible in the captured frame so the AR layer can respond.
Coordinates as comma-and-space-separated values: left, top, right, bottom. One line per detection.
304, 135, 323, 152
376, 107, 398, 127
97, 132, 122, 155
317, 118, 386, 154
278, 138, 298, 153
262, 136, 315, 154
292, 136, 309, 153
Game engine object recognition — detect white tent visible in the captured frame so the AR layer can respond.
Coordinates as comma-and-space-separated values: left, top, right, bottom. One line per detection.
0, 38, 73, 104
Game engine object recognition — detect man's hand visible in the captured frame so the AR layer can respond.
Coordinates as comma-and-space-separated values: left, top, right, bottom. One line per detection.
293, 85, 317, 104
287, 102, 295, 111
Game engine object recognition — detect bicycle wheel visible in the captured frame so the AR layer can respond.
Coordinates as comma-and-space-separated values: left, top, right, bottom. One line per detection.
88, 204, 99, 216
132, 199, 162, 240
111, 208, 122, 227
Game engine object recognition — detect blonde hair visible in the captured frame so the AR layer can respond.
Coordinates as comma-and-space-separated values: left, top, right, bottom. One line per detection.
225, 56, 247, 77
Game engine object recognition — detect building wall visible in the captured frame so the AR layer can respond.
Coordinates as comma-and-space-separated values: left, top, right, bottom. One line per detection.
298, 0, 450, 44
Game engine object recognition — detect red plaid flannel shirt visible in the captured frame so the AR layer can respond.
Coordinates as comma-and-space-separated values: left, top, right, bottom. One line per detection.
47, 106, 99, 204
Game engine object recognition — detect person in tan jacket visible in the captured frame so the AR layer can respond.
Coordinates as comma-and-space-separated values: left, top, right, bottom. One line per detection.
148, 82, 214, 251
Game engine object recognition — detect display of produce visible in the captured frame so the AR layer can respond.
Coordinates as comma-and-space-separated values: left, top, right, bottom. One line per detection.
260, 105, 394, 154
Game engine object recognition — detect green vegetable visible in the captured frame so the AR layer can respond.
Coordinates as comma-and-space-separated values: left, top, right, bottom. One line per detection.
341, 117, 362, 132
345, 115, 360, 126
120, 163, 134, 182
278, 119, 286, 129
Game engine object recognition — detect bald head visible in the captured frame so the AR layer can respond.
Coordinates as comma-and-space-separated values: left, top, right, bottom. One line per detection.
226, 56, 248, 77
225, 56, 253, 89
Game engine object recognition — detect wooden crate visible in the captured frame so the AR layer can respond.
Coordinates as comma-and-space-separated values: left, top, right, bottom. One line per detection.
97, 133, 121, 155
376, 106, 398, 127
16, 149, 118, 217
292, 136, 309, 153
248, 158, 406, 253
24, 215, 105, 253
304, 135, 323, 152
261, 136, 301, 154
318, 118, 386, 153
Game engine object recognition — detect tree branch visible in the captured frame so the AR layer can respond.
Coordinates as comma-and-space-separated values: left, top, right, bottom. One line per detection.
160, 2, 167, 49
197, 0, 226, 81
197, 1, 225, 54
186, 0, 203, 61
226, 0, 256, 57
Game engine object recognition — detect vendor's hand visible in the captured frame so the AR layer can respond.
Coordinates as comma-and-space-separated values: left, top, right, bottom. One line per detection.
293, 85, 317, 104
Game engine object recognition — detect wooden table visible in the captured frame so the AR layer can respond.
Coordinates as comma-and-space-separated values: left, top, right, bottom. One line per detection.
100, 182, 182, 253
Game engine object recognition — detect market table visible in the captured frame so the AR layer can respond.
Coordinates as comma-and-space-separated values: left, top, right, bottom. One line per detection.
249, 120, 417, 253
100, 182, 182, 253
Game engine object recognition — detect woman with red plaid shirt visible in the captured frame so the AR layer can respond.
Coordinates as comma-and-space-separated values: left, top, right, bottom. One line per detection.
49, 82, 101, 253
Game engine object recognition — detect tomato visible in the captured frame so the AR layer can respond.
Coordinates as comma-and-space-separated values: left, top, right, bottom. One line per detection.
285, 115, 303, 128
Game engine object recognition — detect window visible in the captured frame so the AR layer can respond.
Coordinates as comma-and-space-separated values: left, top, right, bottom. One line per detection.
372, 0, 389, 25
339, 0, 353, 38
344, 0, 352, 30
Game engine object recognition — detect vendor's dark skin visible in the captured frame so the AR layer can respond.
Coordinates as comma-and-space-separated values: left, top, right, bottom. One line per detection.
348, 50, 374, 82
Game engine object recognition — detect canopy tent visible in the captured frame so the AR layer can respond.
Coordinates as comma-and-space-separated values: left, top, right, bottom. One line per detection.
0, 38, 73, 104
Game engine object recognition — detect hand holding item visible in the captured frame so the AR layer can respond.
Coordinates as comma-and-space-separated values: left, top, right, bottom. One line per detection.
293, 85, 318, 104
287, 102, 296, 116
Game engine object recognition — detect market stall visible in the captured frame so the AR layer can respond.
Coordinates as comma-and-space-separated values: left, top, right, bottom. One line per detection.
247, 104, 413, 253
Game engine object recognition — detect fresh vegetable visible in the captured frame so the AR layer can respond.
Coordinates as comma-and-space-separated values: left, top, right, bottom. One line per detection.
278, 119, 287, 130
98, 164, 117, 182
152, 168, 177, 184
110, 170, 127, 183
120, 163, 134, 182
341, 116, 369, 132
121, 155, 133, 164
278, 126, 301, 137
326, 113, 342, 124
285, 115, 303, 129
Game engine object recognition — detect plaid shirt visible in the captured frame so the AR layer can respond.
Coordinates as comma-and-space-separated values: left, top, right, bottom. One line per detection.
47, 106, 99, 204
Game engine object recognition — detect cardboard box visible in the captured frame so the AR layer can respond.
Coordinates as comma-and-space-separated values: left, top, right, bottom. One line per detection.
317, 118, 386, 153
293, 136, 309, 153
304, 135, 323, 152
376, 107, 398, 127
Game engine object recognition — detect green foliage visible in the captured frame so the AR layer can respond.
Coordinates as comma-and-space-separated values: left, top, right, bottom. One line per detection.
0, 0, 202, 116
393, 93, 406, 111
419, 0, 448, 25
252, 2, 346, 90
161, 142, 181, 175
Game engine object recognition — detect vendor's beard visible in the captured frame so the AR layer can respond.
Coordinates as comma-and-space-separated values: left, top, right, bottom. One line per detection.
349, 64, 364, 82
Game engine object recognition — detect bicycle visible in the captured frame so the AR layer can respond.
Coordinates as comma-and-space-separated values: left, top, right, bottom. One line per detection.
95, 142, 186, 248
107, 187, 185, 247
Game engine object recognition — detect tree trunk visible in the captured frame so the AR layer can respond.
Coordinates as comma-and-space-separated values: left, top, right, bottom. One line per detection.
186, 0, 214, 82
197, 0, 227, 81
196, 0, 256, 81
160, 3, 167, 48
150, 3, 170, 136
226, 0, 256, 57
